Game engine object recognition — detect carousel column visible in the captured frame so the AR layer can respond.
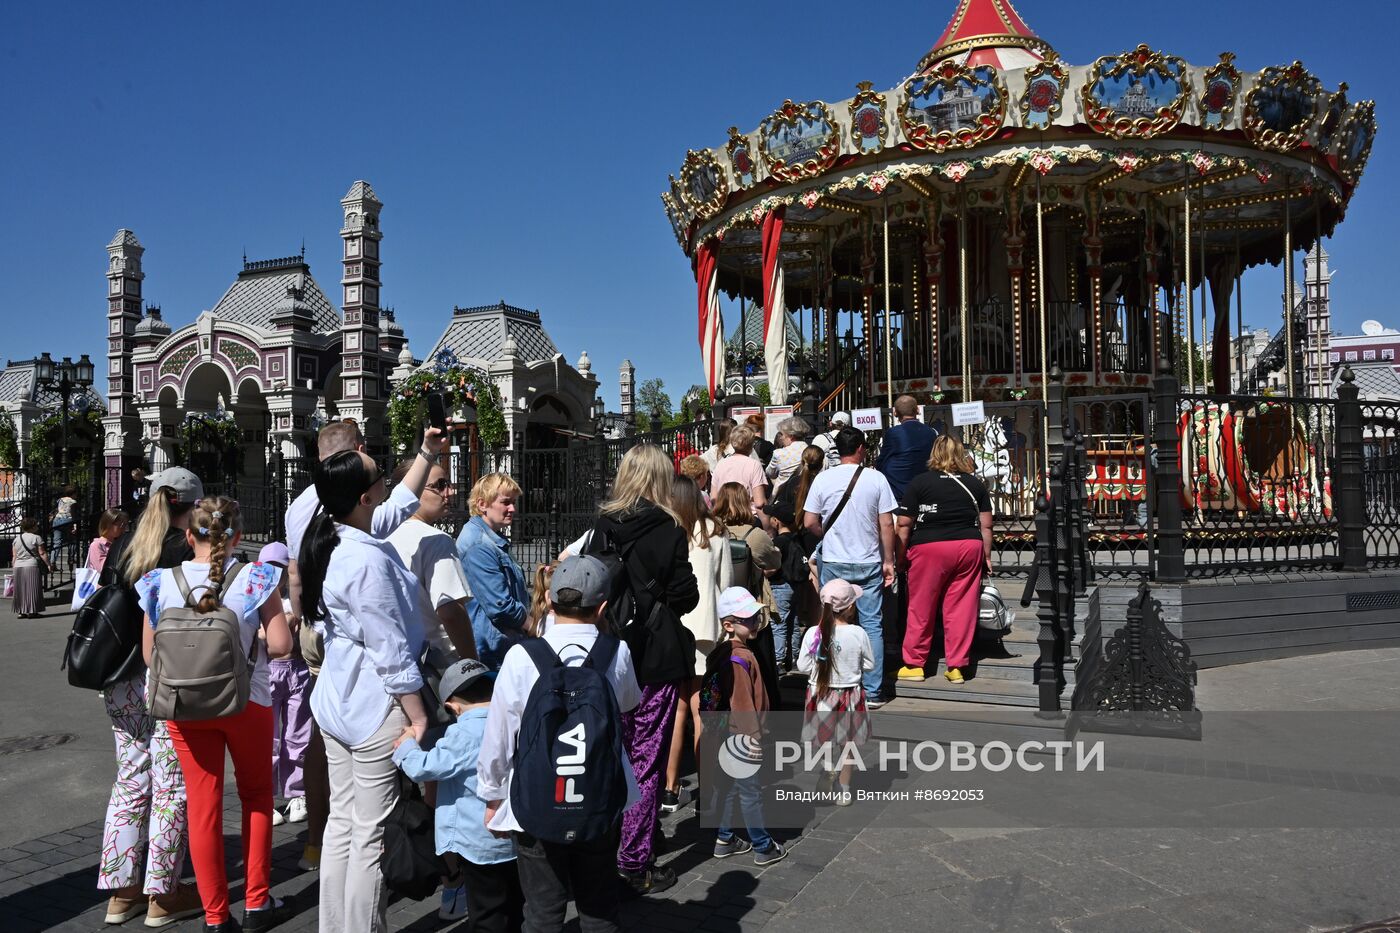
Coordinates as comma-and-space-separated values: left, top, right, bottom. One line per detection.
1005, 196, 1026, 387
1144, 215, 1160, 375
1083, 199, 1104, 381
924, 200, 945, 392
860, 217, 877, 401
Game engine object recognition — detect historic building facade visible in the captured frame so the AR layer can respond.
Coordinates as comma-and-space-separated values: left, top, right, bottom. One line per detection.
100, 180, 603, 503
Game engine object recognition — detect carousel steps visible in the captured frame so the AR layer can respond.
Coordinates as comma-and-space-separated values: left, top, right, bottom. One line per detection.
892, 599, 1097, 708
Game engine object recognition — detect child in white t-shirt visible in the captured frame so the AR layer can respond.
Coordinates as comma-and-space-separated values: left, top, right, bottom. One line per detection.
796, 579, 876, 805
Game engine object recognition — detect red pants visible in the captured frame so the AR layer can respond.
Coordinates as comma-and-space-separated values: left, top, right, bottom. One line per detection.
904, 539, 984, 670
167, 702, 275, 924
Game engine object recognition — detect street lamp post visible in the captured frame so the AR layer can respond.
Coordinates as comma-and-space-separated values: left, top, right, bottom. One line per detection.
35, 352, 95, 479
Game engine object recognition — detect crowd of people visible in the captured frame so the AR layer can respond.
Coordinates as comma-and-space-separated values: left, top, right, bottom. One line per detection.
67, 395, 991, 932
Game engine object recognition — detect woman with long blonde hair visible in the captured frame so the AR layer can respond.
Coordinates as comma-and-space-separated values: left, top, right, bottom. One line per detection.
96, 467, 204, 926
586, 444, 698, 895
662, 476, 731, 813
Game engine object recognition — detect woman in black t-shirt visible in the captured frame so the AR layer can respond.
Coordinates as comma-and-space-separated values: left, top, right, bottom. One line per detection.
894, 436, 993, 685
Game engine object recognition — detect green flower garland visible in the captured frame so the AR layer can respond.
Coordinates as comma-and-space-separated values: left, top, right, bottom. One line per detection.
28, 409, 105, 470
388, 366, 506, 452
172, 412, 243, 476
0, 415, 20, 467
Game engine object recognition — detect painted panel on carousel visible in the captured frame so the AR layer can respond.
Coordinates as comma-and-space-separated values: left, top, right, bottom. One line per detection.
1082, 45, 1189, 139
1243, 62, 1322, 152
900, 63, 1007, 152
1316, 84, 1348, 153
1019, 53, 1069, 130
848, 82, 888, 154
668, 176, 692, 229
1336, 100, 1376, 186
759, 100, 839, 183
679, 149, 729, 220
726, 127, 756, 188
660, 192, 688, 249
1199, 52, 1241, 130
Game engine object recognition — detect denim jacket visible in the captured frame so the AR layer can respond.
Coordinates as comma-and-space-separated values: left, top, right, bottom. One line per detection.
455, 516, 528, 669
392, 709, 515, 865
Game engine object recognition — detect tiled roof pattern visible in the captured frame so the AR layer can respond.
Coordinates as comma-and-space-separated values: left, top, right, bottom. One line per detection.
0, 366, 34, 403
108, 229, 141, 249
209, 268, 340, 334
728, 308, 804, 351
0, 363, 105, 413
423, 304, 560, 367
1337, 362, 1400, 402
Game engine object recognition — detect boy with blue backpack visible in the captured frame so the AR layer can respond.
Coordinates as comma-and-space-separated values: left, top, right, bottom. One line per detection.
393, 658, 523, 932
477, 555, 641, 933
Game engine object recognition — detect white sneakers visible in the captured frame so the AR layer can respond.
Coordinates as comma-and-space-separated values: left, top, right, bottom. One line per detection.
285, 797, 308, 823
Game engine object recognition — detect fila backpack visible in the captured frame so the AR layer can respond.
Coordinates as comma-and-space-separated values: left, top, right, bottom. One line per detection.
511, 636, 628, 844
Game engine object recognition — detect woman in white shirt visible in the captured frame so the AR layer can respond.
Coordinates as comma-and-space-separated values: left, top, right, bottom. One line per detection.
299, 450, 432, 933
138, 496, 292, 931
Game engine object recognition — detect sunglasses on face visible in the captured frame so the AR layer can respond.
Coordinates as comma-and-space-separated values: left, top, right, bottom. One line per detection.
425, 479, 452, 494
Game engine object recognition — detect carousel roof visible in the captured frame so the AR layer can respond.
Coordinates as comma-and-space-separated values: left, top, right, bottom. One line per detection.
208, 254, 341, 335
420, 301, 560, 369
918, 0, 1053, 73
662, 0, 1377, 293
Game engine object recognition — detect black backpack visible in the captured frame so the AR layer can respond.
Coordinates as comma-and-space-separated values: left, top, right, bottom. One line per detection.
511, 636, 627, 844
61, 582, 145, 691
381, 774, 446, 900
585, 523, 683, 682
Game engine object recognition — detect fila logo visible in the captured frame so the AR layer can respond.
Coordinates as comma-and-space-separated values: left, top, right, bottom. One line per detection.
554, 723, 586, 804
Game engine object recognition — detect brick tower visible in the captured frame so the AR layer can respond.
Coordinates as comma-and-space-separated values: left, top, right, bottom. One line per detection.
338, 181, 387, 444
102, 229, 146, 505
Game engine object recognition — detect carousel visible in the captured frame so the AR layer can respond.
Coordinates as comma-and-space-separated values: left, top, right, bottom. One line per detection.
662, 0, 1375, 525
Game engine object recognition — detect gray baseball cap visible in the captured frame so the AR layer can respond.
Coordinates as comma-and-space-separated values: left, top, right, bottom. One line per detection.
437, 658, 494, 709
146, 466, 204, 504
550, 554, 611, 610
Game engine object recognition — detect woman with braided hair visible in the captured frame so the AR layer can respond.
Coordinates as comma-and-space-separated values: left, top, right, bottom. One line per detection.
137, 496, 294, 932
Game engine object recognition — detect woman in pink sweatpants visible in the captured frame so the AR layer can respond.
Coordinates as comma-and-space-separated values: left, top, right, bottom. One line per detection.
894, 436, 995, 685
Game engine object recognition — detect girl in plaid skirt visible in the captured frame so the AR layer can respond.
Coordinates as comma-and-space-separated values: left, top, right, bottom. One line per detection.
796, 580, 876, 804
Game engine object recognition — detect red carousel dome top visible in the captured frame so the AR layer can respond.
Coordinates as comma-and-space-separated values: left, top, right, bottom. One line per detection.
917, 0, 1055, 74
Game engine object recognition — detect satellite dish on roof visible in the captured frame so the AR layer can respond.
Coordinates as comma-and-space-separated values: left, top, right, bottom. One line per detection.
1362, 320, 1385, 336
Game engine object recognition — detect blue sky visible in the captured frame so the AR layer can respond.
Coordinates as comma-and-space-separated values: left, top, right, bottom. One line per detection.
3, 0, 1396, 409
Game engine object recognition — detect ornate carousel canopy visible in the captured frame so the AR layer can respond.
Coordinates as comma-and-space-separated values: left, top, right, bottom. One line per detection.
663, 0, 1377, 400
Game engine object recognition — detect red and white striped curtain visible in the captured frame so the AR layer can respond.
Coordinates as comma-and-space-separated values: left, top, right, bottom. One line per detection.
695, 241, 725, 402
761, 208, 789, 404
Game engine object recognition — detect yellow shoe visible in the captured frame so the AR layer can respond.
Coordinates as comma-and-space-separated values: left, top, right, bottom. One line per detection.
896, 666, 925, 681
944, 668, 965, 685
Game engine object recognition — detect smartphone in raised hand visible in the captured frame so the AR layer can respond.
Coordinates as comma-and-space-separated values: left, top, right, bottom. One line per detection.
426, 391, 448, 433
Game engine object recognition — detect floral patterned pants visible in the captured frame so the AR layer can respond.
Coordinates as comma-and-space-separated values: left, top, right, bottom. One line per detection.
98, 676, 188, 894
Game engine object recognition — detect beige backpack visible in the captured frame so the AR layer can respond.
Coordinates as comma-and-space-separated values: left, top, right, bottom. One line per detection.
148, 562, 255, 721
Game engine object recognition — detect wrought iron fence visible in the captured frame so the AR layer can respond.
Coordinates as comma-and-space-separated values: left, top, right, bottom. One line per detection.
1176, 392, 1339, 576
0, 460, 104, 595
1362, 401, 1400, 568
1070, 394, 1153, 580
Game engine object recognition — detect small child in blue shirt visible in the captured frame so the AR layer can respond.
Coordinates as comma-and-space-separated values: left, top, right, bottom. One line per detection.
394, 659, 523, 932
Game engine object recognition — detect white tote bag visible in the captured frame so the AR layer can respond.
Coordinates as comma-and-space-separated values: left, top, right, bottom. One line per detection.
70, 567, 101, 611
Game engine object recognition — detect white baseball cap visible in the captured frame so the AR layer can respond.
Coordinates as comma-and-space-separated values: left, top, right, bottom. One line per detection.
829, 412, 851, 426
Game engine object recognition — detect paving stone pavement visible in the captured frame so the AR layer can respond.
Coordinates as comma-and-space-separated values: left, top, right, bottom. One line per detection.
6, 593, 1400, 931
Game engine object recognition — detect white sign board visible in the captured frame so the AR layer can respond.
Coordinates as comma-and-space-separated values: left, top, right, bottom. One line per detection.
851, 407, 884, 432
763, 405, 797, 441
951, 400, 986, 427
